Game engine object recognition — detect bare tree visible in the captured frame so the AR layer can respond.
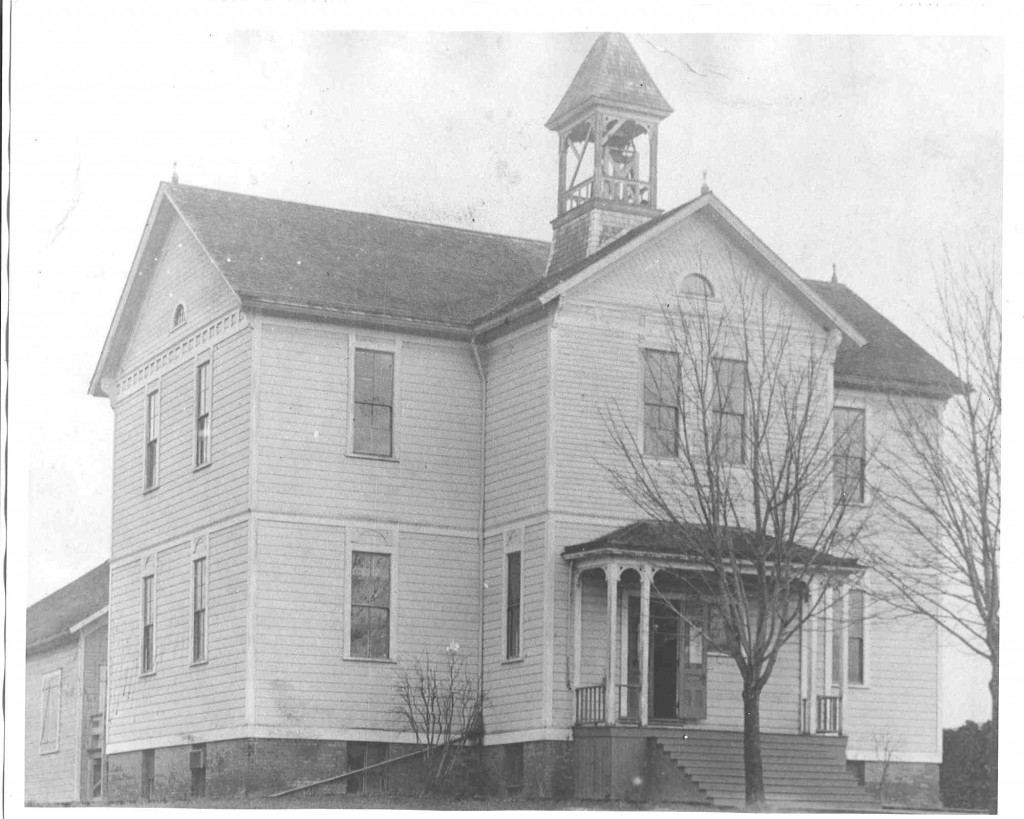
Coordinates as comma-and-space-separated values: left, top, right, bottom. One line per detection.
867, 255, 999, 807
607, 264, 868, 808
396, 642, 484, 793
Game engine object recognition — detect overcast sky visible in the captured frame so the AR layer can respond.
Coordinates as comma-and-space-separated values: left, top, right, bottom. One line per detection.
7, 2, 1008, 734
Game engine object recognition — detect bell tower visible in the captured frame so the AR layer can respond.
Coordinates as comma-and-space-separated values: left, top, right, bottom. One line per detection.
546, 33, 673, 273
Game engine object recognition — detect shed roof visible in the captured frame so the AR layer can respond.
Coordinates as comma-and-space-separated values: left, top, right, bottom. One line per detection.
562, 520, 861, 569
546, 33, 674, 130
27, 561, 109, 654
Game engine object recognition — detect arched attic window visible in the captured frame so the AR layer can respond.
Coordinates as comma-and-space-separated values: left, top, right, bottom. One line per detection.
172, 303, 187, 329
680, 274, 714, 298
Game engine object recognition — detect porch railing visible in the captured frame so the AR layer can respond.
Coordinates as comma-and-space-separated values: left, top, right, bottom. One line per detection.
814, 695, 842, 734
575, 685, 605, 725
617, 684, 640, 724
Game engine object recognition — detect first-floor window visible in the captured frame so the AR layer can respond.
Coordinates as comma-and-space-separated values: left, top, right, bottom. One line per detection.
848, 589, 866, 684
141, 574, 155, 673
506, 551, 522, 659
39, 670, 61, 753
350, 551, 391, 658
192, 557, 207, 663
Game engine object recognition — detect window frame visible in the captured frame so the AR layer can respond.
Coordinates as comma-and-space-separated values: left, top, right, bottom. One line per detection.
504, 530, 524, 661
143, 387, 160, 492
171, 302, 187, 331
345, 529, 398, 662
191, 537, 209, 665
141, 572, 156, 676
678, 273, 715, 299
347, 338, 401, 461
193, 356, 213, 470
833, 405, 867, 505
38, 669, 62, 754
713, 357, 747, 465
640, 347, 681, 459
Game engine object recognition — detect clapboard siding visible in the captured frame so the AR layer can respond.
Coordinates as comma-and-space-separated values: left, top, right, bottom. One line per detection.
705, 639, 801, 733
483, 324, 549, 525
256, 320, 480, 528
482, 522, 547, 736
122, 217, 239, 373
25, 643, 81, 803
106, 521, 248, 747
254, 521, 479, 732
111, 328, 251, 557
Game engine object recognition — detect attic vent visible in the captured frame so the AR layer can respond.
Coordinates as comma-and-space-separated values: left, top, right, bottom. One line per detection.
172, 303, 187, 329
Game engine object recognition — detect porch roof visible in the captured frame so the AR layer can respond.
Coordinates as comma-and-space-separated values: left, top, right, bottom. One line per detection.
562, 520, 861, 569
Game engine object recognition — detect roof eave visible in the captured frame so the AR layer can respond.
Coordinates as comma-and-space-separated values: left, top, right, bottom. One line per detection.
834, 373, 964, 400
545, 96, 674, 132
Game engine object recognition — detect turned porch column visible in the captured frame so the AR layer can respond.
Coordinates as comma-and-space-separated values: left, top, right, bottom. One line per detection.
638, 565, 653, 726
605, 562, 620, 724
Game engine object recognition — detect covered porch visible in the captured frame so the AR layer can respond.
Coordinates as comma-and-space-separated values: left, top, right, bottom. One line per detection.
563, 521, 858, 737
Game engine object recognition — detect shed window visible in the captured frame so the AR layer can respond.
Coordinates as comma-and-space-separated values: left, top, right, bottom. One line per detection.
834, 407, 866, 503
39, 670, 61, 753
642, 349, 680, 457
350, 551, 391, 659
353, 349, 394, 457
713, 358, 746, 464
506, 551, 522, 659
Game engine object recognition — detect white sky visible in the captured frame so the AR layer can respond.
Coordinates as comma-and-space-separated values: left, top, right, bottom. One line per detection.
4, 2, 1016, 787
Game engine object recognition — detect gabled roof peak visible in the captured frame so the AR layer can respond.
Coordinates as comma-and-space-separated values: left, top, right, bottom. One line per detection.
546, 33, 673, 131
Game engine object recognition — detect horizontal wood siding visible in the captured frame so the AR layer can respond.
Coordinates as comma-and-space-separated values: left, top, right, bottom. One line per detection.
254, 520, 479, 732
705, 638, 801, 733
482, 522, 547, 736
25, 644, 80, 804
111, 328, 251, 557
256, 320, 480, 528
122, 217, 239, 373
106, 521, 248, 747
483, 323, 548, 526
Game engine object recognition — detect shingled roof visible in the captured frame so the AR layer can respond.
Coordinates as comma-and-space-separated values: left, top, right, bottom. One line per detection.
27, 561, 109, 654
546, 33, 673, 130
562, 520, 861, 569
167, 184, 550, 327
807, 280, 965, 398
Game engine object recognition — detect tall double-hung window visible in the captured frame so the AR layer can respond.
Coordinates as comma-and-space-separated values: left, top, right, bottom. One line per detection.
832, 588, 867, 685
642, 349, 680, 457
833, 407, 866, 503
192, 556, 208, 663
141, 574, 155, 674
144, 390, 160, 490
353, 349, 395, 457
194, 361, 212, 468
713, 359, 746, 464
506, 551, 522, 659
350, 551, 392, 659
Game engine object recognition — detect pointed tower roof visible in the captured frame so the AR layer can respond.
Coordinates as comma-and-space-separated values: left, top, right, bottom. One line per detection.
546, 33, 673, 131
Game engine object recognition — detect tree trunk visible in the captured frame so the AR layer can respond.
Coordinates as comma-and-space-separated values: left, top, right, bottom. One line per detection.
988, 660, 998, 812
742, 682, 766, 808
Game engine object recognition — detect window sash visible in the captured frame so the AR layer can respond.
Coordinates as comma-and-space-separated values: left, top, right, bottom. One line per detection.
353, 350, 394, 456
350, 551, 391, 658
144, 391, 159, 489
833, 408, 866, 502
643, 350, 680, 456
714, 359, 746, 463
192, 558, 207, 662
506, 552, 522, 659
141, 575, 155, 673
195, 363, 211, 467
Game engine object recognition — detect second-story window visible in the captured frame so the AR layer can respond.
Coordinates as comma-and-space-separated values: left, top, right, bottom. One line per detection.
833, 407, 866, 503
141, 574, 155, 674
353, 349, 394, 457
144, 390, 160, 490
192, 557, 207, 663
195, 361, 212, 468
643, 349, 680, 457
713, 359, 746, 464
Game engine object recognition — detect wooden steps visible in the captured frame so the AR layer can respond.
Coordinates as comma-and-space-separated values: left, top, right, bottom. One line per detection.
656, 729, 880, 811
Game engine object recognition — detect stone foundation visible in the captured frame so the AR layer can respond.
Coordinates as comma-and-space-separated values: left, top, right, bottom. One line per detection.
860, 760, 940, 809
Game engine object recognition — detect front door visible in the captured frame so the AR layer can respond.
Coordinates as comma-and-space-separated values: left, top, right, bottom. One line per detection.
650, 598, 681, 718
679, 599, 708, 721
